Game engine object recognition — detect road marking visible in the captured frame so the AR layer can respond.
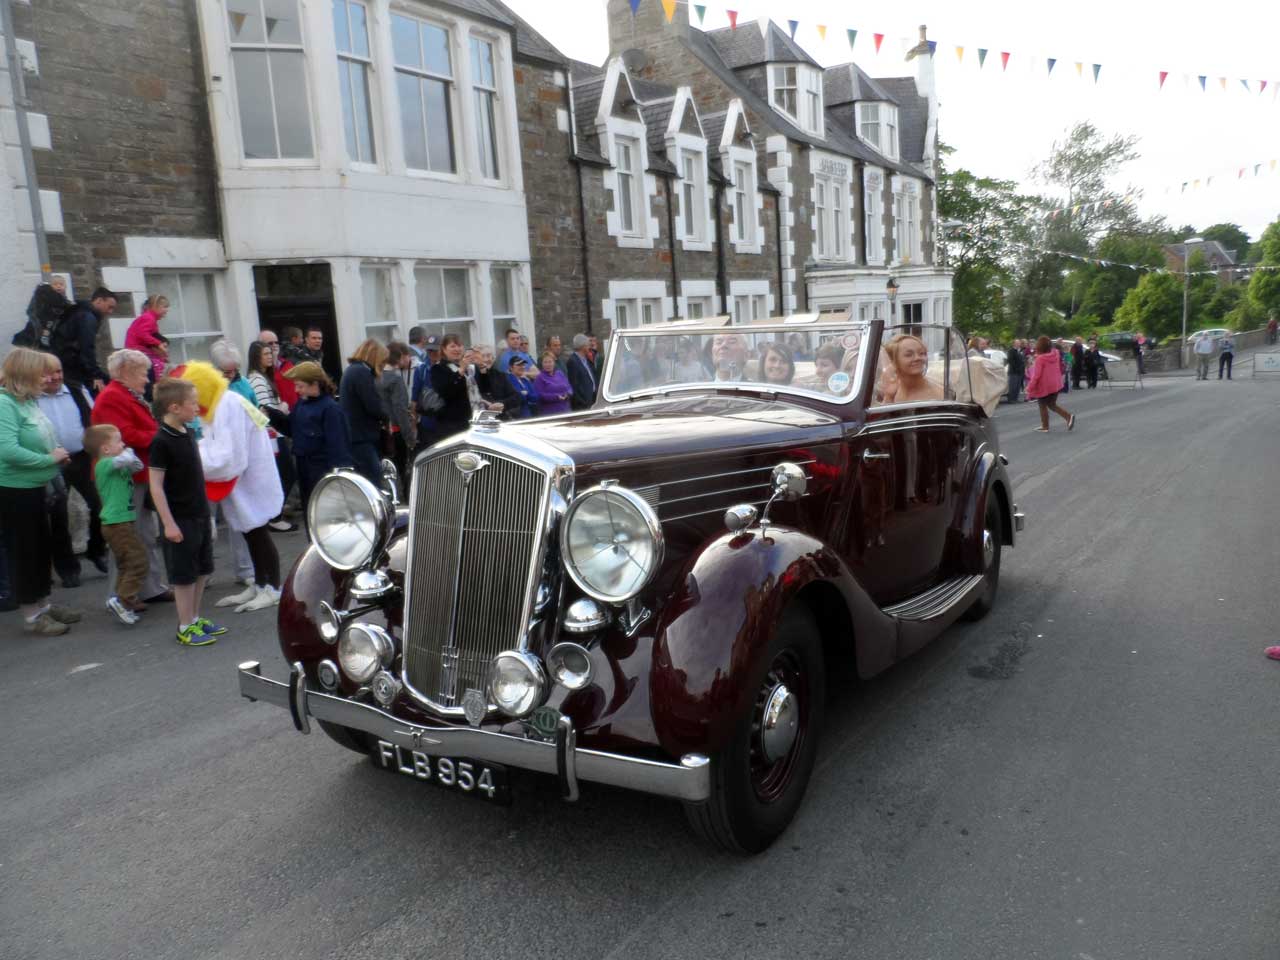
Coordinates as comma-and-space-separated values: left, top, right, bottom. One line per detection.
68, 662, 102, 675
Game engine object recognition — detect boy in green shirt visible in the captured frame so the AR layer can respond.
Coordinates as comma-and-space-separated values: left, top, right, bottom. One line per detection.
85, 424, 149, 625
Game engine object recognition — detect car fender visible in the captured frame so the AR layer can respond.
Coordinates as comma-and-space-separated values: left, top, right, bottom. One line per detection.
949, 449, 1013, 575
649, 525, 894, 758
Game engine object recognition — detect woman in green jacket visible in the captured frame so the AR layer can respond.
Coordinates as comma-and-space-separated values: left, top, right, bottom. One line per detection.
0, 347, 82, 635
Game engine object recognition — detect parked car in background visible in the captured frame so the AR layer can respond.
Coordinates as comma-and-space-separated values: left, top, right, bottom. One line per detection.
1185, 328, 1232, 344
1100, 331, 1159, 352
236, 316, 1024, 854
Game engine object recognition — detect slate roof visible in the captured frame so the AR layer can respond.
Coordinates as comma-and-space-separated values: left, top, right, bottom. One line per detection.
705, 20, 820, 70
875, 78, 928, 164
823, 62, 900, 107
1164, 240, 1237, 264
443, 0, 566, 66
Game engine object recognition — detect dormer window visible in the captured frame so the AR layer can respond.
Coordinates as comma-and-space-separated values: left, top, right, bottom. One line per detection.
858, 102, 899, 160
769, 64, 823, 136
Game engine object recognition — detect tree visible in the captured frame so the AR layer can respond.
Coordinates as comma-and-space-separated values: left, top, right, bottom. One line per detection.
1074, 235, 1166, 324
1246, 218, 1280, 321
1034, 121, 1143, 247
1200, 223, 1251, 260
1113, 272, 1184, 339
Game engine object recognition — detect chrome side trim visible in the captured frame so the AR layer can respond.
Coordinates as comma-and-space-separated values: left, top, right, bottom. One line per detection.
882, 574, 985, 621
288, 661, 310, 735
557, 715, 579, 801
861, 410, 974, 436
237, 663, 710, 803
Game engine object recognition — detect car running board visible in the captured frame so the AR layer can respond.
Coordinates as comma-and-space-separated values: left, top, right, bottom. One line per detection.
882, 574, 987, 659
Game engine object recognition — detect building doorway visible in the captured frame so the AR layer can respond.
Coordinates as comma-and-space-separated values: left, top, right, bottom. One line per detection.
254, 263, 341, 380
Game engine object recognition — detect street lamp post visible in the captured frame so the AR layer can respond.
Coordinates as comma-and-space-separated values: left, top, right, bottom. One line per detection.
1181, 236, 1203, 368
886, 276, 899, 323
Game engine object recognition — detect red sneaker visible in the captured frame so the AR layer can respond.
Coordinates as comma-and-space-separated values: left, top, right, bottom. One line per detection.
1265, 647, 1280, 661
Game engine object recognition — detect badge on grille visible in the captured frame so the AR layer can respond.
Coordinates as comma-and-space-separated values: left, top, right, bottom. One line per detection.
462, 688, 487, 727
528, 705, 562, 741
453, 452, 490, 484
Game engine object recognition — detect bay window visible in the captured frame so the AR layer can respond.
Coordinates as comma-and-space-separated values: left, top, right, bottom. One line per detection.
470, 36, 500, 179
227, 0, 314, 160
414, 265, 472, 337
393, 14, 456, 173
858, 102, 899, 159
333, 0, 376, 164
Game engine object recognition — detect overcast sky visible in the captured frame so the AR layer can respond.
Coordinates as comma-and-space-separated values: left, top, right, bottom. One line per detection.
506, 0, 1280, 251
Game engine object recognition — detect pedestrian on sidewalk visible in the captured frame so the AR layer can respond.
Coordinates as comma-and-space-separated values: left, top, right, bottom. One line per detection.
1083, 338, 1103, 389
1194, 332, 1215, 380
1267, 316, 1277, 345
84, 424, 149, 625
1026, 336, 1076, 433
1218, 333, 1235, 380
1071, 337, 1086, 390
283, 362, 353, 520
148, 378, 225, 647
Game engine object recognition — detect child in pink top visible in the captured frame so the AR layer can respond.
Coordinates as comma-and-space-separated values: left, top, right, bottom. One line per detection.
124, 295, 171, 380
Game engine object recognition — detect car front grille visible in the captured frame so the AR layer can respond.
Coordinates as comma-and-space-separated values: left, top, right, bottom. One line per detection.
402, 449, 548, 711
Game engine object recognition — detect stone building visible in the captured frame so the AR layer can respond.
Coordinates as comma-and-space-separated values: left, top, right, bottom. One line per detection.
543, 0, 953, 337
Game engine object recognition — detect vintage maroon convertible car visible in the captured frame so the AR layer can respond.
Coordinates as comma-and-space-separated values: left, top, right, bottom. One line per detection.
237, 315, 1023, 853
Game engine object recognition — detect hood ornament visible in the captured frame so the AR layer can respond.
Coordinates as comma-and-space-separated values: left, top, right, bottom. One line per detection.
453, 451, 490, 484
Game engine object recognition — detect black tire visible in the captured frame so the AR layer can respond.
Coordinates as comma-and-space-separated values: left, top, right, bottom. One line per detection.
318, 719, 371, 754
684, 606, 825, 854
962, 497, 1003, 621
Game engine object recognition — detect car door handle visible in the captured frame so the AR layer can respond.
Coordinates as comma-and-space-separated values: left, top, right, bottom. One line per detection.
862, 448, 891, 463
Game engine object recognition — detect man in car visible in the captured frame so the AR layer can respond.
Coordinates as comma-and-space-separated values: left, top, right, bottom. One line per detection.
710, 333, 749, 381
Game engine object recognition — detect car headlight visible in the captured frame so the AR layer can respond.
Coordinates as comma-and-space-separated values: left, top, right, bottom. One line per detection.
337, 622, 394, 684
561, 485, 663, 603
487, 650, 546, 718
307, 471, 392, 571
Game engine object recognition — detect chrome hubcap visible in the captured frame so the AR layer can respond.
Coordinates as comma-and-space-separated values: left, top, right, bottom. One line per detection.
982, 528, 995, 570
760, 683, 799, 764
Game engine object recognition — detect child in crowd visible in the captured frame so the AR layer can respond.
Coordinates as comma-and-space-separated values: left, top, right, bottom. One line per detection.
148, 378, 226, 647
283, 362, 352, 519
84, 424, 149, 625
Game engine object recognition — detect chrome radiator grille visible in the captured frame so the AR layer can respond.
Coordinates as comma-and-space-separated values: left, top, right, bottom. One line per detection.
402, 450, 547, 710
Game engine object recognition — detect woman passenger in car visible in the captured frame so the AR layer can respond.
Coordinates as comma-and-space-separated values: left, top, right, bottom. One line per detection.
876, 334, 944, 404
758, 342, 795, 385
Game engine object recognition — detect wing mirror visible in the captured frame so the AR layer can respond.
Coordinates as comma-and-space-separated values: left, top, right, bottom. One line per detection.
380, 458, 400, 506
724, 462, 806, 535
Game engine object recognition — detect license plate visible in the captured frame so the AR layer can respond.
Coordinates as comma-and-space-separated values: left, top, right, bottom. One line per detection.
372, 740, 509, 802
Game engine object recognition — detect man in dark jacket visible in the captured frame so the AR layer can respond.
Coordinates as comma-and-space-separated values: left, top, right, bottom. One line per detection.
566, 334, 598, 410
1005, 339, 1026, 403
57, 287, 116, 394
1070, 338, 1086, 390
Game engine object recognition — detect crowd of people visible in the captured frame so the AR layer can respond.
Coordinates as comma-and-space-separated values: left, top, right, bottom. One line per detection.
1, 277, 607, 636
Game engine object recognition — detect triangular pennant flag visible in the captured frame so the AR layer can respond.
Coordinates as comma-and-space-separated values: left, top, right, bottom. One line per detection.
628, 0, 641, 14
229, 11, 247, 35
927, 40, 937, 55
1255, 164, 1261, 176
1261, 80, 1268, 94
1001, 51, 1011, 71
816, 24, 827, 42
1207, 176, 1213, 186
1158, 70, 1168, 89
660, 0, 676, 23
757, 18, 769, 40
874, 33, 884, 53
1181, 182, 1188, 193
1218, 77, 1227, 91
787, 19, 798, 40
1075, 62, 1083, 78
955, 46, 964, 63
1092, 64, 1101, 83
1239, 168, 1245, 179
846, 29, 857, 49
1240, 78, 1250, 92
1193, 179, 1200, 189
727, 10, 738, 29
1198, 75, 1206, 91
977, 48, 988, 68
1047, 58, 1057, 76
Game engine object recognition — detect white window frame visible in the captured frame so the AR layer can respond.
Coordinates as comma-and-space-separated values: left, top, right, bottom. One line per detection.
815, 180, 828, 259
227, 0, 315, 162
469, 33, 501, 181
615, 135, 639, 236
334, 0, 377, 166
728, 279, 772, 325
392, 11, 458, 176
360, 264, 399, 341
604, 280, 669, 332
771, 64, 797, 119
142, 271, 223, 364
599, 62, 658, 249
679, 279, 717, 320
768, 64, 824, 137
858, 101, 899, 159
811, 152, 854, 264
681, 150, 702, 242
864, 169, 885, 265
831, 183, 844, 259
801, 67, 823, 137
489, 265, 517, 345
891, 176, 922, 265
413, 263, 474, 339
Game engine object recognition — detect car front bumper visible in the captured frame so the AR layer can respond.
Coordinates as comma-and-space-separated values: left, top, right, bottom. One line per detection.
237, 661, 711, 804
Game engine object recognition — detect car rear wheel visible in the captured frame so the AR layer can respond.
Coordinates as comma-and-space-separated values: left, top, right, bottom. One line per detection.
962, 497, 1002, 621
684, 606, 825, 854
318, 719, 371, 754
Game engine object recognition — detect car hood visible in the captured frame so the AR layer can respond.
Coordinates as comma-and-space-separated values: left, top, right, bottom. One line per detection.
505, 394, 845, 472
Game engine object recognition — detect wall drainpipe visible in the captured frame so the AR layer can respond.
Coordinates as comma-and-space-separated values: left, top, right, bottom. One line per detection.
713, 181, 728, 314
662, 174, 680, 315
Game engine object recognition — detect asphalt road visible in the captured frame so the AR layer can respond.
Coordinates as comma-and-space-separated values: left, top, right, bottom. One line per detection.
4, 373, 1278, 960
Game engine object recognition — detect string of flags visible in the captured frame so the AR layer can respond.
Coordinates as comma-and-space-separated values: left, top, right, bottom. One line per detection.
1043, 191, 1142, 221
1040, 248, 1280, 278
632, 1, 1279, 103
1163, 158, 1280, 195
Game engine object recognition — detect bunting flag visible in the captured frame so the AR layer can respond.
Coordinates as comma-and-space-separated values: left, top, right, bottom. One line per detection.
787, 19, 798, 40
693, 3, 706, 25
660, 0, 676, 23
1159, 70, 1168, 89
1193, 179, 1201, 189
816, 24, 827, 42
727, 10, 737, 29
1239, 168, 1246, 178
1198, 75, 1206, 91
926, 40, 937, 55
1218, 77, 1227, 91
628, 0, 640, 14
955, 46, 964, 63
1239, 79, 1249, 92
1001, 51, 1010, 71
1262, 80, 1269, 94
1181, 182, 1188, 193
1074, 62, 1083, 78
1092, 64, 1101, 83
1047, 58, 1057, 76
846, 28, 857, 50
1256, 164, 1262, 175
873, 33, 884, 53
977, 48, 988, 68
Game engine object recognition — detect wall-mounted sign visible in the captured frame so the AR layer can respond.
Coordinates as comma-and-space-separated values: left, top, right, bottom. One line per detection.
818, 158, 849, 178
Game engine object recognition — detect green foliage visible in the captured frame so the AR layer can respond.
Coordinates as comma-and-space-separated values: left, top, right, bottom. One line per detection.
1246, 220, 1280, 319
1113, 272, 1185, 339
1200, 223, 1251, 259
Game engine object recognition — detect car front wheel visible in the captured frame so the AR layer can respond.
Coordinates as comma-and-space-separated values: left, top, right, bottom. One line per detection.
684, 606, 825, 854
962, 497, 1003, 621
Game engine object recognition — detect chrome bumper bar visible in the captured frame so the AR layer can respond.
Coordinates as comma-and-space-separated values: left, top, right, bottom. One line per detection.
237, 662, 711, 804
1013, 503, 1026, 533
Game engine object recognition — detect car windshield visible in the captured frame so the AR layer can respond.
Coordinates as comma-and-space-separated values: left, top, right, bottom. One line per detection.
602, 317, 871, 403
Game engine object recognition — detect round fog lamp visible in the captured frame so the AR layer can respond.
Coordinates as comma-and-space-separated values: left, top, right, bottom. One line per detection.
487, 650, 546, 718
317, 659, 340, 690
338, 623, 394, 684
546, 642, 593, 691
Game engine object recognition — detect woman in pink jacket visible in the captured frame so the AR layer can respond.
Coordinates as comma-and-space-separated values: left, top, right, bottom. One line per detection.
124, 295, 170, 381
1025, 335, 1076, 433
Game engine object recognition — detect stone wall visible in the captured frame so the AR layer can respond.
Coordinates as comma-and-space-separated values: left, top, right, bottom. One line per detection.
14, 0, 220, 301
